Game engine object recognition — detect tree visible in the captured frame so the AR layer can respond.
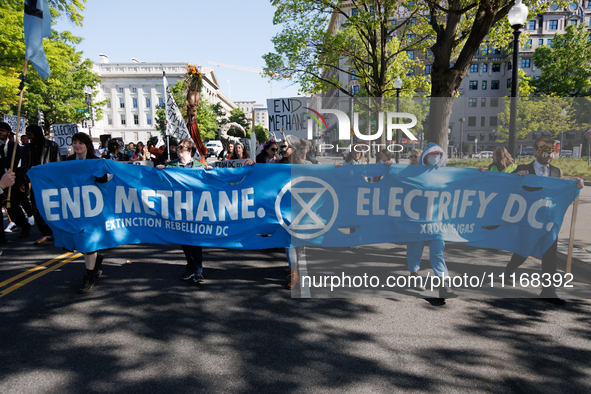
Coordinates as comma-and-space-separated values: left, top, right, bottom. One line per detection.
253, 124, 269, 144
1, 1, 100, 132
226, 108, 250, 137
264, 0, 552, 150
532, 24, 591, 97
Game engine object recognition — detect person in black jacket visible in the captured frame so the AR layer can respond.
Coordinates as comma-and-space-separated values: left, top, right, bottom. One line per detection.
20, 125, 61, 245
0, 122, 32, 241
66, 132, 104, 293
505, 136, 584, 305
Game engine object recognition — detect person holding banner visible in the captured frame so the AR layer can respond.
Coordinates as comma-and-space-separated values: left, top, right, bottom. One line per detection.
106, 139, 130, 162
0, 170, 16, 253
218, 142, 234, 161
505, 136, 584, 305
130, 141, 149, 162
230, 141, 255, 165
157, 139, 212, 284
20, 125, 61, 245
0, 122, 32, 240
65, 132, 104, 292
256, 140, 278, 163
406, 143, 458, 299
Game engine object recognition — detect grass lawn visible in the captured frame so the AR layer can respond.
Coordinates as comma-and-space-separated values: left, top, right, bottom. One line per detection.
447, 157, 591, 181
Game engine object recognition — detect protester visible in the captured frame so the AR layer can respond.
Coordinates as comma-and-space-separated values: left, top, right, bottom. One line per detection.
20, 134, 29, 146
231, 141, 250, 160
256, 139, 278, 163
130, 141, 149, 161
123, 142, 135, 158
155, 138, 179, 166
218, 142, 234, 161
65, 132, 104, 292
305, 141, 318, 164
274, 135, 307, 289
344, 145, 368, 165
409, 148, 422, 165
376, 148, 392, 164
147, 136, 163, 161
106, 139, 130, 161
405, 142, 458, 299
505, 136, 584, 305
0, 122, 32, 240
479, 147, 517, 173
0, 171, 16, 255
156, 139, 212, 284
20, 124, 61, 244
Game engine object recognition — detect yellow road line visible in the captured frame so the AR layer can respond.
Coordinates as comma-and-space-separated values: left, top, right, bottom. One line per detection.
0, 253, 83, 298
0, 252, 75, 289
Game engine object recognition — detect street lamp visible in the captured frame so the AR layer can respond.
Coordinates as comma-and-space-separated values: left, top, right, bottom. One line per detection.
394, 75, 402, 163
83, 86, 94, 138
560, 108, 567, 156
507, 0, 528, 157
459, 118, 465, 158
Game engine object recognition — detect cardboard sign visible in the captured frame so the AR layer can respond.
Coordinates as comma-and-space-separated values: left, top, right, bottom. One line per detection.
212, 159, 248, 168
3, 115, 27, 135
266, 97, 307, 139
52, 124, 78, 155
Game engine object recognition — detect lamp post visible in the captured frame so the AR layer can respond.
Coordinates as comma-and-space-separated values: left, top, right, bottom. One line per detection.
83, 86, 94, 138
394, 76, 402, 163
560, 108, 567, 157
507, 0, 528, 157
459, 117, 465, 158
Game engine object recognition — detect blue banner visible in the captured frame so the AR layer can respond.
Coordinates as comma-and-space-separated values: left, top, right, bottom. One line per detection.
24, 0, 51, 79
28, 160, 580, 257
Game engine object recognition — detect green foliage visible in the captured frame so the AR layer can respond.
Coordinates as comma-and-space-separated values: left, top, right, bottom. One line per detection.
0, 1, 99, 131
225, 108, 251, 138
532, 24, 591, 97
253, 124, 269, 144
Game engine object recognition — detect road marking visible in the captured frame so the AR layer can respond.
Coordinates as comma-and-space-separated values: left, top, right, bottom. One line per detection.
0, 252, 83, 297
298, 250, 311, 298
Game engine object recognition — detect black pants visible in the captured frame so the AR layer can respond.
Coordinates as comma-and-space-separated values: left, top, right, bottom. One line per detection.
30, 190, 53, 237
182, 245, 203, 274
4, 187, 31, 230
507, 240, 558, 276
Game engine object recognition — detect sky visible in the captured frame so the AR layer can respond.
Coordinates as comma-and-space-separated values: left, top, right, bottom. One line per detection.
54, 0, 301, 107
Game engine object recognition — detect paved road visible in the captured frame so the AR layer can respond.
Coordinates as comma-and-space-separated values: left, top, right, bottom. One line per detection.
1, 158, 591, 393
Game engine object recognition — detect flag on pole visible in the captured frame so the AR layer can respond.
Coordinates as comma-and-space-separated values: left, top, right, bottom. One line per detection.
24, 0, 51, 79
163, 74, 190, 142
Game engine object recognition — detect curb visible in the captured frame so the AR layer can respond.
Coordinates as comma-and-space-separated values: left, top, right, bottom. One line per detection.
557, 241, 591, 266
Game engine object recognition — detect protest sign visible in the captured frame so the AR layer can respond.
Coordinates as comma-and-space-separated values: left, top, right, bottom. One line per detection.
266, 97, 308, 138
52, 124, 78, 155
3, 115, 27, 135
212, 159, 248, 168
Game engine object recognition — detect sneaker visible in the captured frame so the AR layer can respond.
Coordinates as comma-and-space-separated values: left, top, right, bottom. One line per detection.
78, 270, 94, 293
4, 222, 16, 233
181, 270, 195, 281
439, 286, 459, 299
409, 272, 426, 291
27, 216, 35, 226
193, 273, 205, 284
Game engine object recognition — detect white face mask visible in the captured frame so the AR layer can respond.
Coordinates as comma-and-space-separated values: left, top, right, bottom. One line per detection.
426, 153, 441, 166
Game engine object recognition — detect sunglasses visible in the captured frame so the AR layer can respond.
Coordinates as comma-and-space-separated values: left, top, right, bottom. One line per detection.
177, 146, 188, 151
298, 147, 306, 151
270, 148, 278, 152
411, 155, 419, 158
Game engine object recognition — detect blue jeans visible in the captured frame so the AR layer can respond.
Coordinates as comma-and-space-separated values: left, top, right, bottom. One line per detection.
406, 240, 448, 278
285, 247, 304, 269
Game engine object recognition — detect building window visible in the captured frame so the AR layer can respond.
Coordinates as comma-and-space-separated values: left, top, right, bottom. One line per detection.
103, 86, 111, 93
119, 98, 125, 108
352, 8, 358, 16
407, 50, 414, 60
143, 86, 150, 94
470, 64, 478, 73
407, 68, 415, 76
407, 34, 416, 40
481, 117, 486, 127
569, 19, 577, 25
491, 98, 499, 107
467, 133, 476, 141
146, 98, 151, 108
525, 39, 532, 48
107, 115, 112, 125
469, 81, 478, 90
427, 49, 433, 58
482, 80, 487, 90
492, 48, 502, 55
121, 115, 126, 125
490, 116, 498, 127
132, 98, 138, 108
481, 98, 486, 107
529, 20, 536, 30
158, 97, 164, 106
549, 20, 558, 30
481, 45, 488, 55
133, 114, 139, 125
147, 115, 152, 125
521, 58, 531, 68
469, 98, 477, 107
482, 63, 488, 72
489, 133, 496, 141
106, 100, 111, 109
507, 78, 512, 88
425, 64, 432, 75
492, 63, 500, 72
468, 116, 477, 127
539, 39, 544, 46
156, 86, 164, 93
352, 85, 360, 95
131, 87, 137, 93
547, 39, 552, 46
508, 61, 512, 70
117, 87, 124, 93
491, 80, 500, 90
